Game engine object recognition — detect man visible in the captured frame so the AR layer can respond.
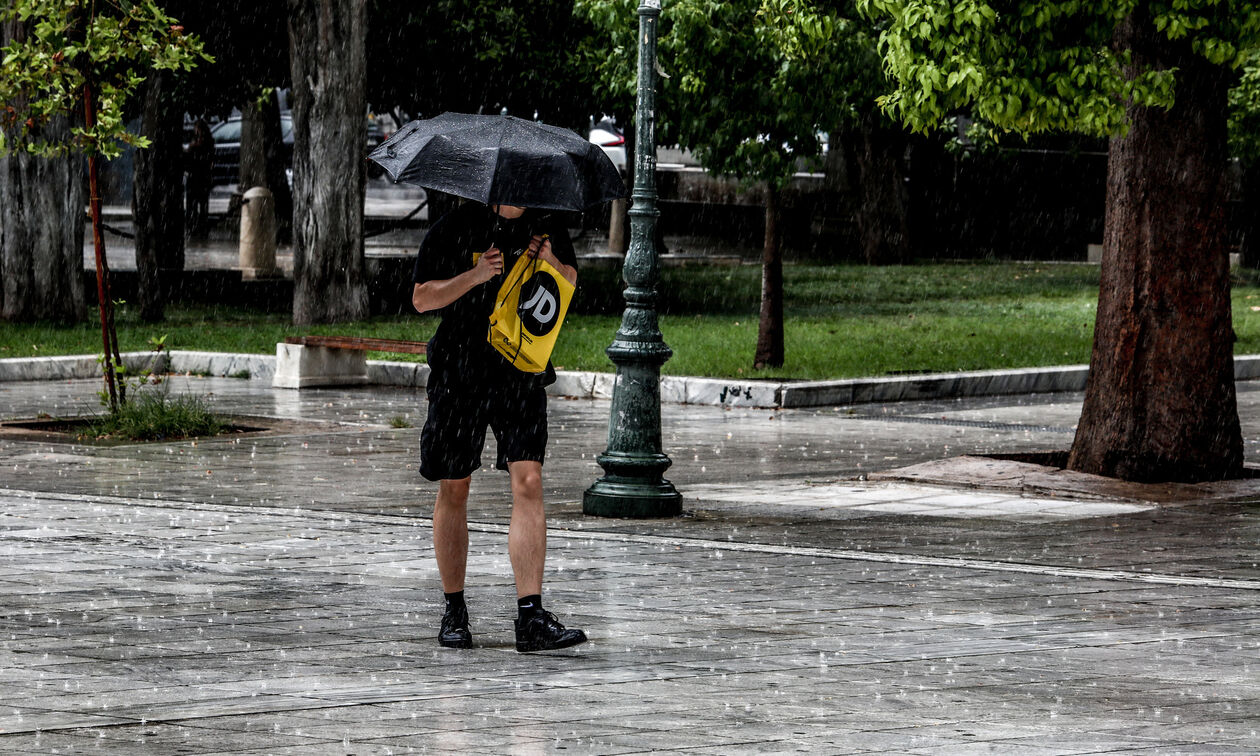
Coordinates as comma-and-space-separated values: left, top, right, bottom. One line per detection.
412, 200, 587, 653
183, 118, 213, 236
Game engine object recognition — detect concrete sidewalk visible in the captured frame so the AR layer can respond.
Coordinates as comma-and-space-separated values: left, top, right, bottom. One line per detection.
2, 376, 1259, 753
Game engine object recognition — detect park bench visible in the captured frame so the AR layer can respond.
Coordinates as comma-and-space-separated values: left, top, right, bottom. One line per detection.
272, 335, 427, 389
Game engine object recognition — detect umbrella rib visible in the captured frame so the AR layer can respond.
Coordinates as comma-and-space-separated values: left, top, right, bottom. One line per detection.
492, 119, 513, 210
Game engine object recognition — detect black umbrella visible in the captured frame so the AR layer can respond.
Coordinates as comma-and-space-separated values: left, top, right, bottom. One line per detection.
367, 113, 626, 212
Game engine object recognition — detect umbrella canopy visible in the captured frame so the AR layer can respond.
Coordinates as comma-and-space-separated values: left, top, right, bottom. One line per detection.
367, 113, 626, 212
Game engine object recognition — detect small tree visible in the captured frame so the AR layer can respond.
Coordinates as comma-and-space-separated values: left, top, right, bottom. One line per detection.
860, 0, 1259, 482
578, 0, 865, 369
0, 0, 207, 410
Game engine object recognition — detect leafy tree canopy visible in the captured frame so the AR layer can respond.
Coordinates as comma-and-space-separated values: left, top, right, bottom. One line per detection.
0, 0, 207, 158
367, 1, 597, 130
577, 0, 875, 186
1230, 50, 1260, 163
857, 0, 1260, 137
168, 1, 288, 119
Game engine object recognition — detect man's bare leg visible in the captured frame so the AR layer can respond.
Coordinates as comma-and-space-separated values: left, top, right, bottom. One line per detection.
434, 477, 470, 593
508, 461, 545, 598
508, 460, 587, 652
434, 477, 473, 648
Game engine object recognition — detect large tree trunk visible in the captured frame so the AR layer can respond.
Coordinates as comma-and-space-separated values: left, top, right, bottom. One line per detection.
754, 185, 784, 369
132, 70, 185, 323
0, 141, 86, 323
1067, 13, 1242, 482
854, 113, 912, 265
240, 89, 294, 244
0, 20, 85, 323
287, 0, 368, 324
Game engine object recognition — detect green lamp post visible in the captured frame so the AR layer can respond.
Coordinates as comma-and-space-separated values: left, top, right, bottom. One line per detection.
583, 0, 682, 518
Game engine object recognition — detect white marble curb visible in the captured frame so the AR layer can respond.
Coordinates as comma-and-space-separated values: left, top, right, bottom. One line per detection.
5, 351, 1260, 410
777, 365, 1092, 408
169, 351, 276, 382
0, 352, 171, 382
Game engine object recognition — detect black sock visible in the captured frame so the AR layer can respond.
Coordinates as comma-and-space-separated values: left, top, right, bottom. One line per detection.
517, 594, 542, 619
444, 590, 466, 612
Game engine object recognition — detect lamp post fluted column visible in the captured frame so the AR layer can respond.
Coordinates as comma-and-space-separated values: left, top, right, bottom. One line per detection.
583, 0, 682, 518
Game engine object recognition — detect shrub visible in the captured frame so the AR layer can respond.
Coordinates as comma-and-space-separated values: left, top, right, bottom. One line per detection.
89, 391, 224, 441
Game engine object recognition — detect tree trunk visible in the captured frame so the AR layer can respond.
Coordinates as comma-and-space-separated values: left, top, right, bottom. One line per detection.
0, 20, 86, 323
85, 83, 125, 411
1067, 13, 1242, 482
132, 70, 185, 323
287, 0, 368, 324
240, 89, 293, 244
0, 137, 86, 324
855, 113, 912, 265
240, 96, 267, 192
607, 198, 628, 255
754, 185, 784, 369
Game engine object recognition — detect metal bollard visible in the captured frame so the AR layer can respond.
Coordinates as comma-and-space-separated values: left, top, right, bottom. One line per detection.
239, 186, 278, 279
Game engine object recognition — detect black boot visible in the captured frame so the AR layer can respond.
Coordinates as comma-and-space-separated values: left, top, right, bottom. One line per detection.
439, 603, 472, 649
515, 610, 587, 652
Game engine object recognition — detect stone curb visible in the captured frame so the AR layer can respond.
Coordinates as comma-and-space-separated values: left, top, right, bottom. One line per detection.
0, 352, 171, 382
169, 351, 276, 382
5, 351, 1260, 410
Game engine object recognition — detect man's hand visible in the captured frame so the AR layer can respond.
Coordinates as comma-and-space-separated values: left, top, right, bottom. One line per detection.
526, 235, 577, 286
474, 246, 504, 284
413, 245, 504, 314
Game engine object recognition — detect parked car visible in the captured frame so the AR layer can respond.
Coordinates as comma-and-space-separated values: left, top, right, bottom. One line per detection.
207, 115, 295, 186
588, 115, 626, 173
207, 113, 394, 185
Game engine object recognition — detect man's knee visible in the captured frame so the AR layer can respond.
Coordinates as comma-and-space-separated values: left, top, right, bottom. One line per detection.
509, 462, 543, 498
437, 477, 472, 508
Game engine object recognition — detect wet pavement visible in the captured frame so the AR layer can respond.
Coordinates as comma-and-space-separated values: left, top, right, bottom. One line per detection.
2, 376, 1259, 753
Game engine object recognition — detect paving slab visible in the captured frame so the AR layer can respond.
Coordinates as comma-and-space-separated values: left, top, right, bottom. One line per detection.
870, 455, 1260, 506
1, 376, 1259, 752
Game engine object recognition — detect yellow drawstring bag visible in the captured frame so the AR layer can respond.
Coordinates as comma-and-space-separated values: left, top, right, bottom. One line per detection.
487, 250, 575, 373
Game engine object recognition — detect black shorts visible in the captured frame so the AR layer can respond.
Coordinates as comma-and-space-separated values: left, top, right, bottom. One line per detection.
419, 374, 548, 481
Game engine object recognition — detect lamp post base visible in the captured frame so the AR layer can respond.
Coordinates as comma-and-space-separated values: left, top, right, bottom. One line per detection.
583, 477, 682, 518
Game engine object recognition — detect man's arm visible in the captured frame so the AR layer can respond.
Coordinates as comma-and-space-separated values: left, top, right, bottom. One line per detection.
413, 246, 503, 313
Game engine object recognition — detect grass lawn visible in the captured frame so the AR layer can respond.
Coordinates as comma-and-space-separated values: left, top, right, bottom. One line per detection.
7, 261, 1260, 381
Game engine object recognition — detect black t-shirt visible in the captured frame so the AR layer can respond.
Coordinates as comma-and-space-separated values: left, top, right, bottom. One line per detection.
413, 202, 577, 388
